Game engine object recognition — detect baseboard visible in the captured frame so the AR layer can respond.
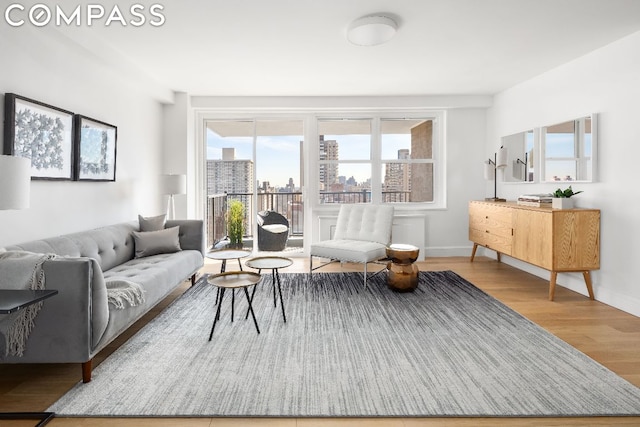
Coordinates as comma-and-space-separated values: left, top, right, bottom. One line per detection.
423, 246, 472, 257
496, 253, 640, 318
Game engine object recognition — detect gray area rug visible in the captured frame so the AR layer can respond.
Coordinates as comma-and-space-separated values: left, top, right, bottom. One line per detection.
49, 271, 640, 417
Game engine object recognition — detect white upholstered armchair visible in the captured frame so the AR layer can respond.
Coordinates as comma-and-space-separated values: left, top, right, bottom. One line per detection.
310, 204, 394, 287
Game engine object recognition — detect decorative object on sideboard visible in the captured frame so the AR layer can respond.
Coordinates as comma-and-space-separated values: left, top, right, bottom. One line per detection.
3, 93, 74, 180
0, 155, 31, 210
484, 146, 508, 202
161, 174, 186, 220
74, 115, 117, 181
517, 193, 552, 207
552, 186, 583, 209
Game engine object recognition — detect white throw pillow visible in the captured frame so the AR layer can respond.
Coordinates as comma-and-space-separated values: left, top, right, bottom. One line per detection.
132, 226, 181, 258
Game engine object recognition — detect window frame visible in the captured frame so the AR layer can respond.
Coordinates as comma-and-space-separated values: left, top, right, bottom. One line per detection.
313, 111, 446, 209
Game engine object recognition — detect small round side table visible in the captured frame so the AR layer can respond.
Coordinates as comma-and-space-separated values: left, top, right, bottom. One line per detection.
207, 271, 261, 339
245, 256, 293, 323
386, 244, 420, 292
206, 249, 251, 273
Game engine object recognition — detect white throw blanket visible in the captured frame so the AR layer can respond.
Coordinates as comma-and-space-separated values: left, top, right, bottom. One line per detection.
105, 279, 145, 309
0, 250, 56, 357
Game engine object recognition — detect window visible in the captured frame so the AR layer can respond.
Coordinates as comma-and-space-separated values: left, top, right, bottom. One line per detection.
381, 118, 434, 203
317, 115, 440, 205
317, 119, 372, 204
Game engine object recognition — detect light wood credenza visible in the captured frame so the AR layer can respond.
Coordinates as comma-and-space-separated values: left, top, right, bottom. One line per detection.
468, 200, 600, 301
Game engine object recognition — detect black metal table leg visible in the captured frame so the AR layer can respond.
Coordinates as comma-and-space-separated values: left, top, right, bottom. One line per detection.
231, 289, 235, 322
244, 287, 260, 334
246, 282, 258, 320
209, 288, 225, 340
215, 260, 227, 304
275, 268, 286, 323
271, 269, 277, 307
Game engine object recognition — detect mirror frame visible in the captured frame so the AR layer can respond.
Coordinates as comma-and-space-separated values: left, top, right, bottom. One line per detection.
540, 114, 597, 183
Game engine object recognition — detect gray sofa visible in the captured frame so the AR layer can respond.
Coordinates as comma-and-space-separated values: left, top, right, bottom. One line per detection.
1, 219, 204, 382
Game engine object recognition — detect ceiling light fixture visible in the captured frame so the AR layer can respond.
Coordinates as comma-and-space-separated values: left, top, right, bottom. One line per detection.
347, 15, 397, 46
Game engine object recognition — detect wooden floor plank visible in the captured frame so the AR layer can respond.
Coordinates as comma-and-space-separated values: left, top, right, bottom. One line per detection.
2, 256, 639, 426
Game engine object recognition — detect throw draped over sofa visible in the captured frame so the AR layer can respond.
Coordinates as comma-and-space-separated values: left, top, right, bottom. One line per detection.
310, 204, 394, 287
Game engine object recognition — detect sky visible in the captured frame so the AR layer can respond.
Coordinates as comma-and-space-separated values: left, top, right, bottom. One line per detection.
206, 129, 412, 188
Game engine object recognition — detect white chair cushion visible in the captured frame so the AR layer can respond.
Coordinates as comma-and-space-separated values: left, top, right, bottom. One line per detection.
262, 224, 288, 234
310, 239, 387, 263
333, 204, 394, 245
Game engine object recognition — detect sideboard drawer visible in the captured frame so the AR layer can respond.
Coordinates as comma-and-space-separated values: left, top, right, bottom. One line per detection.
469, 228, 512, 255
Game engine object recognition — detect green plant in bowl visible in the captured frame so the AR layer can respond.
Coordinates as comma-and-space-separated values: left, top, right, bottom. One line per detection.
552, 186, 583, 198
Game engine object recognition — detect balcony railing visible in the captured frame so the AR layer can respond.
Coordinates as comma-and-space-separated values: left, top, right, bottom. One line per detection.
206, 190, 411, 248
207, 192, 303, 248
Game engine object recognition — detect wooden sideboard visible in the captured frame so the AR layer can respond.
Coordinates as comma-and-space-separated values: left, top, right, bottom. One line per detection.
468, 200, 600, 300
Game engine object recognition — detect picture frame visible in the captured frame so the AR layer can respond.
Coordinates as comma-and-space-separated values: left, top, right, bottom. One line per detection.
74, 115, 117, 181
3, 93, 75, 180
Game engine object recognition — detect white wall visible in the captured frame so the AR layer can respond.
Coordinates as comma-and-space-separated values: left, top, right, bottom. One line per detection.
486, 30, 640, 316
0, 26, 165, 247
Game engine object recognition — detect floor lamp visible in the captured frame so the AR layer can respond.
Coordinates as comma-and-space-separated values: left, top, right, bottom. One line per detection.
484, 146, 507, 202
0, 155, 31, 210
161, 174, 186, 220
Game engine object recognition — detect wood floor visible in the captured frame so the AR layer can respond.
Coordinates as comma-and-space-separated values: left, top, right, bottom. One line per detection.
1, 256, 639, 426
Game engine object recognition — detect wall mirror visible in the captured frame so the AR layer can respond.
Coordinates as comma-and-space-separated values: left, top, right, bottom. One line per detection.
541, 114, 597, 182
502, 129, 534, 182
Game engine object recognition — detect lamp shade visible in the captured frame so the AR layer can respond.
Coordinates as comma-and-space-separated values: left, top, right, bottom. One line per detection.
347, 15, 397, 46
0, 155, 31, 210
483, 160, 495, 180
161, 174, 186, 195
496, 146, 508, 168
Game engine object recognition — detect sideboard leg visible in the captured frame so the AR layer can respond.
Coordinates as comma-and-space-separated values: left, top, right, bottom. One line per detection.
549, 271, 558, 301
497, 252, 501, 263
470, 244, 478, 262
583, 271, 595, 300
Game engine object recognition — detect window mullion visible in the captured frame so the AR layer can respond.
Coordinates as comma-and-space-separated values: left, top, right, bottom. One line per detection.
369, 117, 381, 204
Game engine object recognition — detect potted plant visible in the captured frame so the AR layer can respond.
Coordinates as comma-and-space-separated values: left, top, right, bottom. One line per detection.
227, 199, 245, 248
551, 186, 583, 209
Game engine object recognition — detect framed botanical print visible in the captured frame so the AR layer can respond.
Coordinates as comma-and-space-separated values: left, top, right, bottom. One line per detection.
74, 115, 117, 181
3, 93, 75, 180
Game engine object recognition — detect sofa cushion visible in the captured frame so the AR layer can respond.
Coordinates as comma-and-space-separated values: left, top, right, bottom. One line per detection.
132, 227, 181, 258
138, 214, 166, 232
98, 249, 203, 349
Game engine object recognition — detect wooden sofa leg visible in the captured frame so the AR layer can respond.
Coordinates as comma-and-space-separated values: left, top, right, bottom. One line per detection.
191, 274, 197, 286
82, 360, 92, 383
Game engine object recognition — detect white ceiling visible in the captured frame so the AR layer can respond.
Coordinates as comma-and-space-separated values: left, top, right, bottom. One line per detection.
49, 0, 640, 97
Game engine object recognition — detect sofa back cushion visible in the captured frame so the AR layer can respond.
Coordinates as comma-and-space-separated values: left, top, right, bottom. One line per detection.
7, 222, 137, 272
333, 204, 394, 246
